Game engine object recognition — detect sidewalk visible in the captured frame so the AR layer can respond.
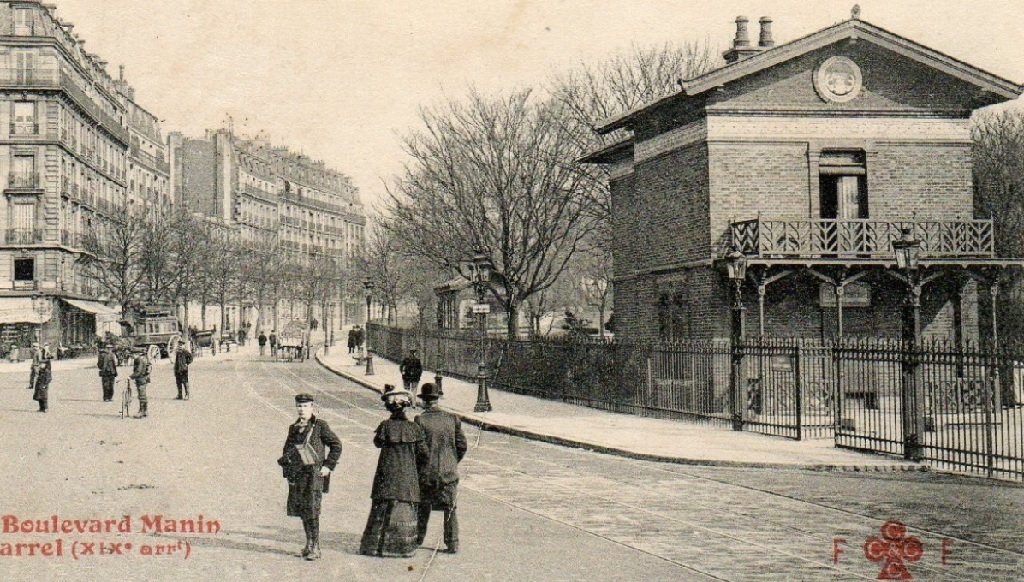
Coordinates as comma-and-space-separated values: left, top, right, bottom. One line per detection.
316, 347, 927, 472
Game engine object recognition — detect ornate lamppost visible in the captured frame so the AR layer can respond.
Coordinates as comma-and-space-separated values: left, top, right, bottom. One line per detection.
893, 227, 925, 460
362, 277, 375, 375
725, 249, 747, 431
460, 251, 494, 412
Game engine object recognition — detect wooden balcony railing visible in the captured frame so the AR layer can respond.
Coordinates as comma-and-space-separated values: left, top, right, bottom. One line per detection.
730, 218, 995, 259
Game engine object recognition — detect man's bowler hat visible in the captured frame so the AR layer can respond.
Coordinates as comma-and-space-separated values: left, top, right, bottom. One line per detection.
418, 382, 442, 400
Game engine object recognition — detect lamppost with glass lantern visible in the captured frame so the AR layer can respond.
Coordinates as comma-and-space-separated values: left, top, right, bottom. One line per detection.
892, 227, 925, 460
31, 292, 50, 343
362, 277, 375, 375
460, 251, 494, 413
725, 249, 747, 431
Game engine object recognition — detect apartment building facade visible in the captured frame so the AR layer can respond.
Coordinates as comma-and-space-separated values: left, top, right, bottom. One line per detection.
0, 0, 168, 349
169, 129, 366, 333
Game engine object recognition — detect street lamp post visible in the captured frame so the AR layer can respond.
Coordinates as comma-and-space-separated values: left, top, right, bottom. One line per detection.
725, 250, 747, 431
362, 277, 375, 376
461, 251, 494, 413
893, 228, 925, 460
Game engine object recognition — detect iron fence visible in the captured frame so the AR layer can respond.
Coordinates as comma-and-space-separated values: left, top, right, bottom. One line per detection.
366, 324, 1024, 480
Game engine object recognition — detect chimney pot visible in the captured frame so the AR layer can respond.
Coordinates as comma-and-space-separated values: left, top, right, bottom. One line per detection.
733, 15, 751, 48
119, 65, 125, 81
759, 16, 775, 48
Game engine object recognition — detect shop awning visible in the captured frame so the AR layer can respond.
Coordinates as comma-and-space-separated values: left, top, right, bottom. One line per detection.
63, 299, 121, 322
0, 297, 51, 325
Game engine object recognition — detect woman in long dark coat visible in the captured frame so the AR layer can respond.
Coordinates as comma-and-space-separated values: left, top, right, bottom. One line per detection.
278, 393, 342, 561
359, 386, 428, 558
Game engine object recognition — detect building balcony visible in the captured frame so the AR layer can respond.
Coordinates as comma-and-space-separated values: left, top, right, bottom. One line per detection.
4, 228, 43, 245
60, 230, 86, 249
729, 218, 995, 260
9, 122, 40, 136
7, 172, 42, 191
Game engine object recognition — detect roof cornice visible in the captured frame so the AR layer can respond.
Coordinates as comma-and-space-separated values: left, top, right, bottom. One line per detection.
596, 18, 1023, 135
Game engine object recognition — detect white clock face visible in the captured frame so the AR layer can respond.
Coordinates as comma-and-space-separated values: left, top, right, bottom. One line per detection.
815, 57, 863, 103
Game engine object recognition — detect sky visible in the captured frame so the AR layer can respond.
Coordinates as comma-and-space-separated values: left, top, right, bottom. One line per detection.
52, 0, 1024, 209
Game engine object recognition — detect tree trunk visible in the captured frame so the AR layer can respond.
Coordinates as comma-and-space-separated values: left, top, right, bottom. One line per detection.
200, 301, 207, 329
506, 301, 518, 340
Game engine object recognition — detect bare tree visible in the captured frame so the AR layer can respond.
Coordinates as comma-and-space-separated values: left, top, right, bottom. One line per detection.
973, 109, 1024, 341
973, 109, 1024, 258
385, 88, 598, 338
81, 208, 149, 315
548, 41, 719, 253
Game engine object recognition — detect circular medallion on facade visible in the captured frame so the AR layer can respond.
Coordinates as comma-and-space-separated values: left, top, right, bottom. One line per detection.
814, 56, 863, 103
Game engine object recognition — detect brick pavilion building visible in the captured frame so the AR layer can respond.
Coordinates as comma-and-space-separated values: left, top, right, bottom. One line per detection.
585, 11, 1023, 345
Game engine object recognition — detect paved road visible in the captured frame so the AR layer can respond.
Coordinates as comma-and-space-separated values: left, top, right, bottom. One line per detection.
0, 350, 1021, 581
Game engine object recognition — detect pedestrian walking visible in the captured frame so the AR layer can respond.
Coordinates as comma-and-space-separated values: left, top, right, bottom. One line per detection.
352, 325, 363, 352
130, 348, 151, 419
97, 342, 119, 402
27, 341, 41, 389
277, 393, 342, 561
32, 356, 52, 413
269, 330, 278, 357
347, 328, 356, 354
414, 383, 467, 553
174, 341, 193, 400
258, 331, 267, 356
399, 349, 423, 394
359, 386, 428, 558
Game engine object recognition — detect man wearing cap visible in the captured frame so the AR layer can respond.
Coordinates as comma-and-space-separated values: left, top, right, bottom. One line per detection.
97, 342, 119, 402
414, 382, 467, 553
399, 348, 423, 394
130, 348, 151, 418
278, 393, 342, 561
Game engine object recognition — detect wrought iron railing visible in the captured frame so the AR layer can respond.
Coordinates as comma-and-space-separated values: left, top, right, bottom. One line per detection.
730, 218, 995, 258
367, 324, 1024, 481
7, 172, 40, 189
4, 228, 42, 244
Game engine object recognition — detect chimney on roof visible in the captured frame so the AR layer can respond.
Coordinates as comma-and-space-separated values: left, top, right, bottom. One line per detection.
119, 65, 125, 81
758, 16, 774, 48
723, 16, 764, 64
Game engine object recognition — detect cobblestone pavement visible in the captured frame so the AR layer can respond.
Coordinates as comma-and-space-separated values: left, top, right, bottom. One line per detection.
2, 352, 1021, 581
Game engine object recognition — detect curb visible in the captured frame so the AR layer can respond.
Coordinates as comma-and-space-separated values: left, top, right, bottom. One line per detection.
314, 352, 929, 474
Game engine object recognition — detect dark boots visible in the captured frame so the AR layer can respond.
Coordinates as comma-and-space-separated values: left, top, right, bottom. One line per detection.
136, 401, 148, 418
302, 517, 320, 560
184, 383, 190, 400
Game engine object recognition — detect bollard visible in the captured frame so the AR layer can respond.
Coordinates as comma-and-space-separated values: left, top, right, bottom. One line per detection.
365, 354, 374, 376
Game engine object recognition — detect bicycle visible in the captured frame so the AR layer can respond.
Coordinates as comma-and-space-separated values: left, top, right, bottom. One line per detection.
120, 378, 133, 419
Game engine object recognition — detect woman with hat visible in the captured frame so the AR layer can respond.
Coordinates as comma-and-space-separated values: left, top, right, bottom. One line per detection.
278, 393, 342, 561
359, 385, 428, 558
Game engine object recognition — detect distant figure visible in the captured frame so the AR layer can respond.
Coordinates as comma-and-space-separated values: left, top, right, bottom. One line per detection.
415, 382, 467, 553
347, 328, 356, 354
97, 342, 119, 402
28, 341, 42, 389
352, 325, 364, 352
360, 386, 428, 558
399, 349, 423, 394
174, 341, 194, 400
269, 330, 278, 357
258, 331, 268, 356
131, 348, 151, 419
32, 357, 52, 413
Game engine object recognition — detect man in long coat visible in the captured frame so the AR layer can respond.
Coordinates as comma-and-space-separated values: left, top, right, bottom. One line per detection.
97, 343, 118, 402
399, 349, 423, 393
414, 382, 467, 553
278, 393, 342, 561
